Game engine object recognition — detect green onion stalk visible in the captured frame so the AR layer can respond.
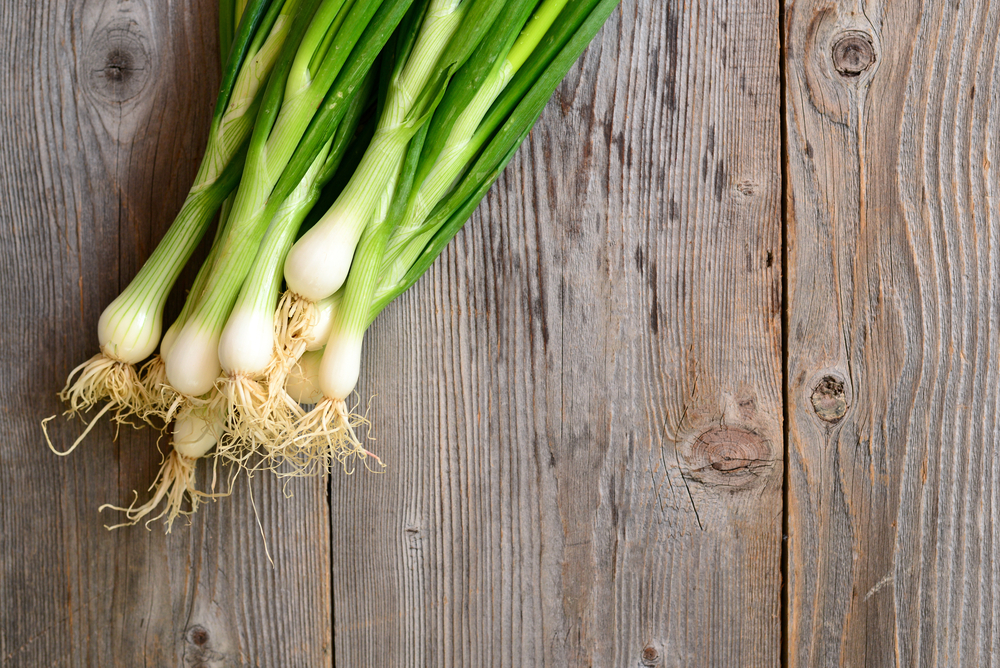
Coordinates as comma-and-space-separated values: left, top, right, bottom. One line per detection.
214, 149, 332, 465
272, 0, 506, 332
140, 194, 235, 423
268, 0, 463, 371
281, 0, 470, 303
263, 17, 387, 397
374, 0, 623, 313
139, 0, 301, 423
277, 0, 511, 468
287, 0, 621, 471
99, 0, 263, 530
163, 0, 414, 409
44, 0, 296, 455
213, 71, 374, 467
377, 0, 550, 294
107, 0, 407, 523
283, 147, 409, 473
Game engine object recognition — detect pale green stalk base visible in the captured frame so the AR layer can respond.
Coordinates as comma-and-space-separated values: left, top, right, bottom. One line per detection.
381, 61, 514, 281
378, 0, 575, 302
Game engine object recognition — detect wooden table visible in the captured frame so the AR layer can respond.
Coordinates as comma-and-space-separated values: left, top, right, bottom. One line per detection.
2, 0, 995, 665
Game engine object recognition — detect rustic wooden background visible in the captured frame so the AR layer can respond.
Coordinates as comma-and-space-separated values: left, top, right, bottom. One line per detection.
1, 0, 995, 666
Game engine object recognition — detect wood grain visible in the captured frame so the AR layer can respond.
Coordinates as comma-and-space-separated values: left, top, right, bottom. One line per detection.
331, 0, 784, 665
2, 0, 791, 664
786, 0, 1000, 665
0, 2, 330, 665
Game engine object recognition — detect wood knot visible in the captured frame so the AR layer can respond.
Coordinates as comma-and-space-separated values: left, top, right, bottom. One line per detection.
641, 644, 661, 665
686, 427, 773, 489
103, 49, 133, 83
186, 625, 210, 646
183, 623, 227, 665
831, 32, 875, 77
810, 375, 848, 423
84, 19, 150, 103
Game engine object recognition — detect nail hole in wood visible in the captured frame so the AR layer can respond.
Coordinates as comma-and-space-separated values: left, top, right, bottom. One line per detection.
810, 375, 848, 423
831, 33, 875, 76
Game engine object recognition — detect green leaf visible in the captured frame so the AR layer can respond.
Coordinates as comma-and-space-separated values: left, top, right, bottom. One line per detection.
402, 0, 509, 126
218, 0, 237, 61
411, 0, 538, 193
473, 0, 605, 149
242, 0, 325, 157
316, 68, 378, 187
373, 0, 620, 313
299, 106, 378, 237
213, 0, 284, 126
339, 121, 430, 333
260, 0, 418, 228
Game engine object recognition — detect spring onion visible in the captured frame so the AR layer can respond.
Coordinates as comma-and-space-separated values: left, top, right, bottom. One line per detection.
287, 0, 619, 469
102, 0, 253, 529
267, 0, 504, 375
282, 0, 470, 301
165, 0, 413, 399
44, 0, 296, 452
215, 72, 371, 460
49, 0, 620, 529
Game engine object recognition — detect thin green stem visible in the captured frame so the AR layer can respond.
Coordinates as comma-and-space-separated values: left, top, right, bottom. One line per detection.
101, 184, 229, 349
505, 0, 570, 71
188, 0, 402, 335
288, 0, 351, 92
235, 140, 331, 321
282, 0, 463, 302
369, 0, 621, 317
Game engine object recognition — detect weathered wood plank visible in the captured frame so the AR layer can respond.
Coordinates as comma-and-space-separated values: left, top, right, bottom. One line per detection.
786, 0, 1000, 665
330, 0, 784, 665
0, 2, 330, 665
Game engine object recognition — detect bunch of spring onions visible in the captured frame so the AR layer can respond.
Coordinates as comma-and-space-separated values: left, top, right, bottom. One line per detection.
45, 0, 620, 530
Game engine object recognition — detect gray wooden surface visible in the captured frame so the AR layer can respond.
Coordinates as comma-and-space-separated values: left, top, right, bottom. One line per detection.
336, 0, 783, 665
0, 2, 331, 666
786, 0, 1000, 666
13, 0, 998, 666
